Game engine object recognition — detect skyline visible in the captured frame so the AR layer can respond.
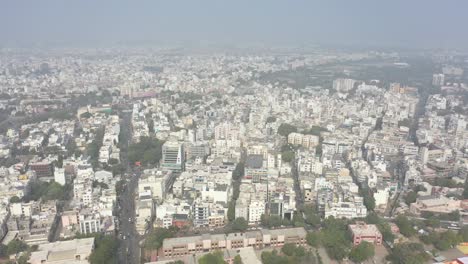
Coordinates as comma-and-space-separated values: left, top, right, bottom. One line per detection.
1, 0, 468, 50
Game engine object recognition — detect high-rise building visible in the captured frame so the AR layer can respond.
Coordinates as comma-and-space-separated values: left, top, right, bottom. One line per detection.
161, 141, 185, 171
333, 78, 356, 92
432, 73, 445, 86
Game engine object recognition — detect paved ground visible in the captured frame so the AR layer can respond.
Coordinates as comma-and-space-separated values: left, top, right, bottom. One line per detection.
439, 247, 465, 262
117, 112, 142, 264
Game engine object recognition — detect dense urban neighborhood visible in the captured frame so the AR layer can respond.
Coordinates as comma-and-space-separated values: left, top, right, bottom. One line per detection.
0, 47, 467, 264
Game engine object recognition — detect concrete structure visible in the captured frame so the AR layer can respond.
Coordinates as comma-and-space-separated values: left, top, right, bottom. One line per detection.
161, 141, 185, 171
29, 237, 95, 264
349, 222, 382, 246
159, 227, 307, 258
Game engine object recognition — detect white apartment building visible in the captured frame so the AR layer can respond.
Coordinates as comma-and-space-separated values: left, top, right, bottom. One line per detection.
54, 167, 67, 186
248, 200, 265, 224
161, 141, 185, 171
325, 201, 367, 219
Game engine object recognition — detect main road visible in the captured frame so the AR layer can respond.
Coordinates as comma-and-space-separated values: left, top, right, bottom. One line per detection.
117, 110, 142, 264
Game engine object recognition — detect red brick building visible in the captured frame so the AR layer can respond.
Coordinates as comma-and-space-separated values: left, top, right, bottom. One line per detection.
349, 222, 382, 246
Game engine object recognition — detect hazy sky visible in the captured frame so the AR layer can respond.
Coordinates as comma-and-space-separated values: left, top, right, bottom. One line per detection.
1, 0, 467, 49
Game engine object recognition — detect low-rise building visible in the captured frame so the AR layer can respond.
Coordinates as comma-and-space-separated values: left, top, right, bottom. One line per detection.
159, 227, 307, 258
349, 222, 382, 246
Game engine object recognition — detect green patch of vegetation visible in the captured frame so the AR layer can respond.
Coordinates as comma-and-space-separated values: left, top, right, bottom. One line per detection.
395, 215, 416, 237
260, 214, 291, 229
89, 234, 119, 264
23, 181, 68, 202
302, 126, 327, 136
277, 123, 297, 137
320, 217, 352, 261
144, 227, 177, 250
231, 217, 248, 232
386, 242, 430, 264
128, 136, 164, 166
86, 128, 105, 169
262, 244, 316, 264
227, 162, 244, 222
198, 251, 226, 264
266, 116, 277, 123
349, 241, 375, 263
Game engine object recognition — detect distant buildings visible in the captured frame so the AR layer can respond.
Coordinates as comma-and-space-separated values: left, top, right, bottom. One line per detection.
432, 73, 445, 86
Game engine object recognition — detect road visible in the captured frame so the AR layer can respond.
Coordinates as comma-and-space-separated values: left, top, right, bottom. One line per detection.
117, 169, 141, 264
117, 110, 142, 264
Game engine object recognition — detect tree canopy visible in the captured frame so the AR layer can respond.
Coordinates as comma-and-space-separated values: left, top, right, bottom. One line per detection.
395, 215, 416, 237
6, 239, 28, 255
128, 136, 164, 166
89, 235, 119, 264
198, 251, 226, 264
277, 123, 297, 137
387, 242, 430, 264
231, 217, 248, 232
349, 241, 375, 263
23, 181, 67, 202
317, 217, 352, 261
144, 227, 177, 250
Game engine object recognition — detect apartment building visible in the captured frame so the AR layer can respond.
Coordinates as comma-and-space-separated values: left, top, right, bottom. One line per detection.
161, 141, 185, 171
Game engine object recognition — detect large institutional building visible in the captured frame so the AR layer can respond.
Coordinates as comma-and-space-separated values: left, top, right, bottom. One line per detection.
159, 227, 307, 258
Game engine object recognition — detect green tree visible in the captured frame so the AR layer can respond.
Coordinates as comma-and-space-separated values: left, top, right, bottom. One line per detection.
115, 180, 126, 195
277, 123, 297, 137
232, 217, 248, 232
435, 230, 460, 250
57, 155, 63, 168
360, 189, 376, 211
9, 196, 21, 203
80, 112, 92, 119
0, 244, 7, 257
387, 242, 430, 264
463, 178, 468, 199
144, 228, 176, 250
6, 239, 28, 255
349, 241, 375, 262
281, 151, 295, 162
89, 235, 119, 264
266, 116, 277, 123
44, 182, 66, 200
261, 250, 289, 264
261, 214, 284, 228
198, 251, 226, 264
306, 231, 321, 247
378, 222, 395, 242
459, 226, 468, 242
395, 215, 416, 237
320, 217, 352, 261
281, 243, 297, 256
233, 255, 243, 264
227, 201, 235, 222
420, 232, 439, 245
303, 126, 327, 136
404, 191, 418, 205
128, 137, 164, 166
303, 205, 321, 228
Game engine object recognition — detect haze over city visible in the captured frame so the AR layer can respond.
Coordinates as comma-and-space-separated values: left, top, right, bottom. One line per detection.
1, 0, 468, 49
0, 1, 468, 264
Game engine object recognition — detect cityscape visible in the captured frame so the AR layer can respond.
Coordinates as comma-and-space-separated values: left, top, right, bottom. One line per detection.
0, 1, 468, 264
